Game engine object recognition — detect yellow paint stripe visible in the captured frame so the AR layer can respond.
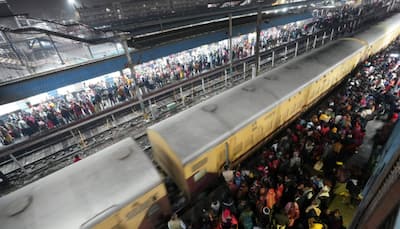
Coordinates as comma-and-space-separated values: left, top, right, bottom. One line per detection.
340, 37, 369, 46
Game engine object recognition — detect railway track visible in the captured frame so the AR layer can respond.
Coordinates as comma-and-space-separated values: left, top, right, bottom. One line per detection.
1, 67, 258, 189
0, 12, 385, 192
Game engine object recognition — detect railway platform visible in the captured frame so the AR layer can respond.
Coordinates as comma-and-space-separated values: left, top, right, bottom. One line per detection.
167, 35, 400, 229
0, 11, 312, 104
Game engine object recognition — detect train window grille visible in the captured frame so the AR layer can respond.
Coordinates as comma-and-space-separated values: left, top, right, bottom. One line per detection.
191, 157, 208, 172
147, 203, 161, 217
126, 196, 156, 220
194, 169, 207, 182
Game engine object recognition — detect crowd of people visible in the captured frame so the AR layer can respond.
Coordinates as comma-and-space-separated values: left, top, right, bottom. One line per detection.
169, 37, 400, 229
0, 3, 384, 146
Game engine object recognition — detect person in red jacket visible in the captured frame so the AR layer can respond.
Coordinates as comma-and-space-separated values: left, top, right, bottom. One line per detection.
73, 154, 81, 163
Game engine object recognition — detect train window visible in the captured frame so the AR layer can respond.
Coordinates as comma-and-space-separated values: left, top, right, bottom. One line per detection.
147, 204, 160, 217
126, 194, 158, 220
192, 157, 208, 172
194, 169, 207, 182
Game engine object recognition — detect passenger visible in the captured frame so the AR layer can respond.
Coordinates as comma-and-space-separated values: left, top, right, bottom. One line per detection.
285, 201, 300, 227
346, 178, 361, 207
220, 208, 238, 229
168, 213, 187, 229
239, 206, 254, 229
211, 199, 221, 216
0, 125, 13, 145
233, 171, 244, 188
327, 209, 345, 229
305, 199, 322, 226
222, 165, 234, 184
200, 208, 214, 229
73, 154, 82, 163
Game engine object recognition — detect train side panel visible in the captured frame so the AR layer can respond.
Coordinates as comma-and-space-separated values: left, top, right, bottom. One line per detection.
369, 33, 394, 56
90, 183, 170, 229
177, 42, 367, 198
147, 130, 190, 198
306, 46, 364, 106
354, 14, 400, 56
182, 107, 284, 197
146, 16, 400, 201
224, 42, 365, 166
183, 144, 223, 196
369, 22, 400, 55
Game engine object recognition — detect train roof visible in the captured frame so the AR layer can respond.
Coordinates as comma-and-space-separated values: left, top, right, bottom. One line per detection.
148, 39, 364, 165
0, 138, 162, 229
353, 13, 400, 44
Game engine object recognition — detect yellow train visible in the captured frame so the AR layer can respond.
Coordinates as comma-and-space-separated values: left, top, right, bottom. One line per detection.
147, 13, 400, 199
0, 13, 399, 229
0, 138, 171, 229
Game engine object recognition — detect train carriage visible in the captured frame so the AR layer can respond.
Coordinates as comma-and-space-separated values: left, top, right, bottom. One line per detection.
147, 37, 367, 199
353, 14, 400, 57
0, 138, 170, 229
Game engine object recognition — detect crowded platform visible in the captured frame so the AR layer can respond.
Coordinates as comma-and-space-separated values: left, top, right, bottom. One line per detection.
171, 37, 400, 229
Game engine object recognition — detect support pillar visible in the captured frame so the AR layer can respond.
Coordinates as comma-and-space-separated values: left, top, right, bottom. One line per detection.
48, 34, 64, 65
10, 154, 28, 175
121, 38, 144, 113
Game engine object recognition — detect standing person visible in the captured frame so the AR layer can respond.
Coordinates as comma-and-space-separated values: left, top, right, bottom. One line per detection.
328, 209, 345, 229
168, 213, 186, 229
73, 155, 81, 163
94, 91, 103, 111
239, 206, 254, 229
0, 125, 13, 145
222, 165, 234, 184
108, 86, 117, 106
